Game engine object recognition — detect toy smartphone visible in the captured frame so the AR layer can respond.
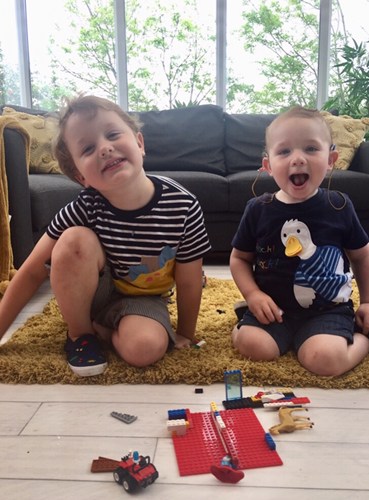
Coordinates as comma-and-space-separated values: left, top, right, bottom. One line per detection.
224, 369, 243, 401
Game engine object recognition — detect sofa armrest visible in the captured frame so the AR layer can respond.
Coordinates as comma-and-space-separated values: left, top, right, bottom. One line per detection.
4, 128, 34, 268
349, 141, 369, 174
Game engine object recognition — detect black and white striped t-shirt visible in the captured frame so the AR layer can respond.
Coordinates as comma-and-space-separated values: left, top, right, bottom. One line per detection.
47, 175, 211, 295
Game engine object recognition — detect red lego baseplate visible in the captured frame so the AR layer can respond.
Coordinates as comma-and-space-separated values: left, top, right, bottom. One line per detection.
171, 408, 283, 476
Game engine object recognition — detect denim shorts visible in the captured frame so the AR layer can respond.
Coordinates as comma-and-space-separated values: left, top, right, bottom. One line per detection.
91, 267, 176, 344
237, 302, 356, 355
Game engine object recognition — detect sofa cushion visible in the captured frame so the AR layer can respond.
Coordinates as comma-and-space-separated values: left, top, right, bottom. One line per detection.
224, 113, 275, 174
321, 112, 369, 170
228, 171, 278, 213
136, 105, 226, 175
1, 106, 61, 174
29, 174, 81, 234
28, 171, 228, 236
321, 169, 369, 211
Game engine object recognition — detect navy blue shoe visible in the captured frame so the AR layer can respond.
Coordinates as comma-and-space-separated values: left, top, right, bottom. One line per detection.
65, 333, 107, 376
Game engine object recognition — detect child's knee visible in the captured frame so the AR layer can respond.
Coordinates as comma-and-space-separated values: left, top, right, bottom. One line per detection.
298, 342, 344, 376
113, 322, 168, 367
232, 325, 279, 361
52, 227, 104, 267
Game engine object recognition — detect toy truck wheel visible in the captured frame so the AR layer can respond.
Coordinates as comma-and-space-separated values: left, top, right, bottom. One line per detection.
113, 468, 124, 485
122, 475, 138, 492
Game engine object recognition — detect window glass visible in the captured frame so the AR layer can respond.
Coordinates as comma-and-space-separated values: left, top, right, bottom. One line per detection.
7, 1, 366, 115
328, 0, 369, 117
0, 0, 21, 106
24, 0, 216, 111
125, 0, 216, 111
26, 0, 113, 110
227, 0, 319, 114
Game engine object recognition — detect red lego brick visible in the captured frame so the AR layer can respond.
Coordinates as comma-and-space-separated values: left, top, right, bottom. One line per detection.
263, 397, 311, 408
91, 456, 121, 472
171, 408, 283, 476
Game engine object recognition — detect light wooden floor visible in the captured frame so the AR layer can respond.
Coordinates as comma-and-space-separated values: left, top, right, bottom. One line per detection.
1, 266, 368, 500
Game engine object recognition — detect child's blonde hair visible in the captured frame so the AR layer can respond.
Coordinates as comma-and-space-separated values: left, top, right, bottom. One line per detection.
265, 105, 333, 153
53, 95, 142, 184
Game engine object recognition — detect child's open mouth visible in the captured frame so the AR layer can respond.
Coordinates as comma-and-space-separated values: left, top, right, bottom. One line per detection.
290, 173, 309, 186
102, 158, 125, 172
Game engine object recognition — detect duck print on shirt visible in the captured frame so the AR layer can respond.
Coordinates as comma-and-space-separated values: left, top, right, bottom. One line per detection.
280, 219, 352, 308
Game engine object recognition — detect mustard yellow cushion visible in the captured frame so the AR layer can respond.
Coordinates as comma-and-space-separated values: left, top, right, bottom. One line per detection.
321, 112, 369, 170
2, 107, 61, 174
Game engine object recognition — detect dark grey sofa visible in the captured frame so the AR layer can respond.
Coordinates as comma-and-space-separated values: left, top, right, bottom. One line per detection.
3, 104, 369, 268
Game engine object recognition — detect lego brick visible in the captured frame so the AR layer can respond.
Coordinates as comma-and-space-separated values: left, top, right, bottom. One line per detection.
110, 411, 137, 424
222, 397, 264, 409
222, 393, 309, 410
224, 369, 243, 400
265, 433, 276, 450
263, 397, 311, 408
167, 419, 188, 436
171, 408, 283, 476
168, 408, 187, 420
91, 456, 121, 472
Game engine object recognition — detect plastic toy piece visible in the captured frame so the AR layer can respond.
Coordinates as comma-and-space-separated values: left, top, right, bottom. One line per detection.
261, 392, 286, 403
223, 396, 264, 410
168, 408, 187, 420
192, 340, 206, 349
111, 411, 137, 424
91, 456, 121, 472
269, 407, 314, 435
202, 270, 207, 288
170, 407, 282, 476
210, 463, 245, 483
264, 433, 276, 450
167, 408, 193, 429
210, 403, 238, 466
263, 397, 310, 408
224, 369, 243, 401
222, 390, 310, 410
209, 402, 245, 483
113, 451, 159, 492
167, 418, 188, 436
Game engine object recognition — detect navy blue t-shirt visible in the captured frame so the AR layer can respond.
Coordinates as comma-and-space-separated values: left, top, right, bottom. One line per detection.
232, 189, 369, 313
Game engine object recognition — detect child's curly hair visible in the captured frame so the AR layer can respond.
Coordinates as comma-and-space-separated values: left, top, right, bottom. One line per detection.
53, 95, 142, 184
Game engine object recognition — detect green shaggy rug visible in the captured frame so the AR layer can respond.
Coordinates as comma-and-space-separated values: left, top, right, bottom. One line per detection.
0, 278, 367, 388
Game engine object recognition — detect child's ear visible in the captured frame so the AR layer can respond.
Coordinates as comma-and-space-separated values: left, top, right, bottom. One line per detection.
261, 155, 272, 175
328, 149, 339, 168
74, 171, 89, 187
137, 132, 145, 156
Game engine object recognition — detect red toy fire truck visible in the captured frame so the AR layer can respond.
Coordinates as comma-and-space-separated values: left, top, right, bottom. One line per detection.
113, 451, 159, 492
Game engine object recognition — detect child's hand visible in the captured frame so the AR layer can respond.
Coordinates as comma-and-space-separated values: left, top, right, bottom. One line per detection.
175, 334, 193, 349
246, 290, 283, 324
355, 303, 369, 335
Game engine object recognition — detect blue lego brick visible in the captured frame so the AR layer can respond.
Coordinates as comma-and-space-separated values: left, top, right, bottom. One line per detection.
265, 432, 276, 450
168, 409, 188, 420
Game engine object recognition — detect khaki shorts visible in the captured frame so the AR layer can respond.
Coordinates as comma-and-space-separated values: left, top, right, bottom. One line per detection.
91, 268, 176, 344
